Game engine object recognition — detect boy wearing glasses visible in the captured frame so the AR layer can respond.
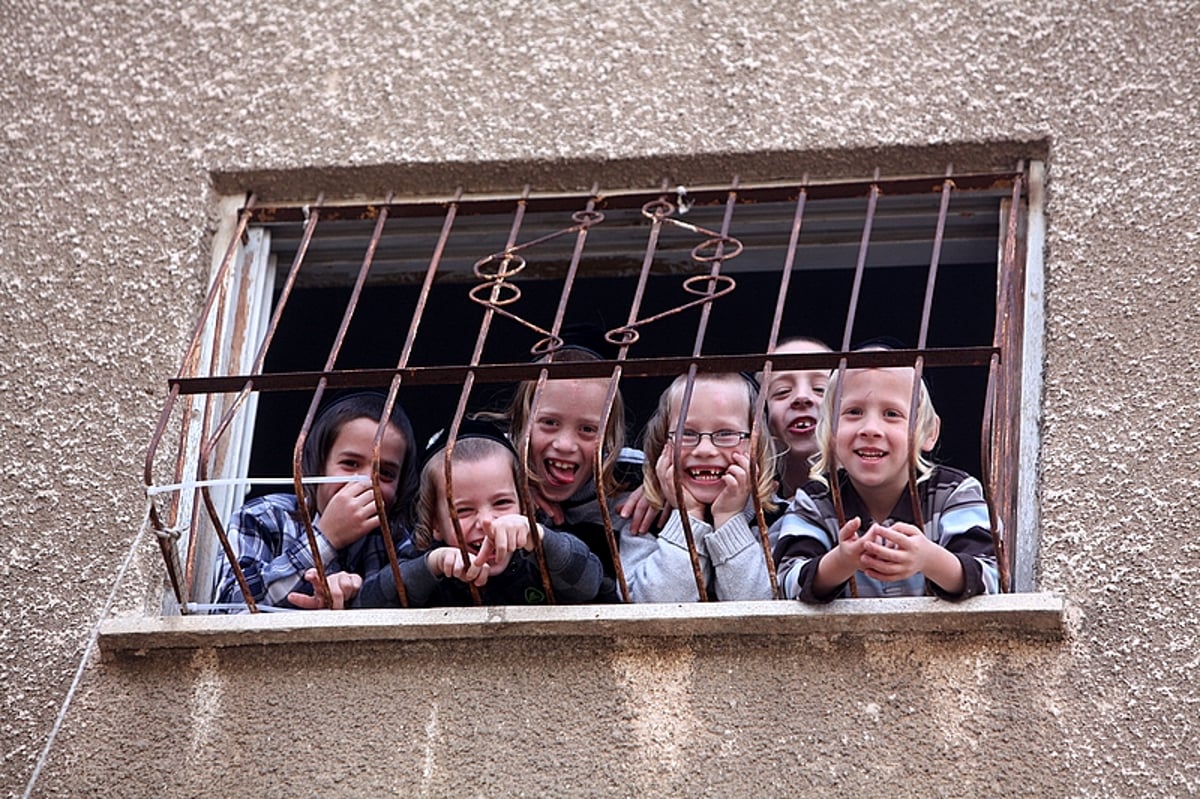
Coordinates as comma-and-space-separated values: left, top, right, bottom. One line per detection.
620, 373, 779, 602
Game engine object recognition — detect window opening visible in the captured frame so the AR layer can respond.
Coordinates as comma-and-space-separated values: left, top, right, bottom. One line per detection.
144, 166, 1033, 613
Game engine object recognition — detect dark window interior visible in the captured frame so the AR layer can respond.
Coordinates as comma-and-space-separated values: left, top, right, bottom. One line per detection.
245, 182, 1002, 496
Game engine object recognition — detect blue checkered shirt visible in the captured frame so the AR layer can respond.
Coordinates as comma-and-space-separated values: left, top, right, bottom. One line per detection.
214, 493, 413, 609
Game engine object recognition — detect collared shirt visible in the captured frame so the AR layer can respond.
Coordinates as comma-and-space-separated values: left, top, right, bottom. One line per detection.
772, 466, 1001, 602
214, 493, 414, 609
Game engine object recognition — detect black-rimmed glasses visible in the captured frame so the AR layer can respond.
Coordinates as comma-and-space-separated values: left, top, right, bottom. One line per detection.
667, 430, 751, 448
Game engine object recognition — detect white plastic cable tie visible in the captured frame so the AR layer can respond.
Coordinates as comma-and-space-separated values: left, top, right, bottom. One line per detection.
153, 525, 184, 542
186, 602, 296, 614
146, 474, 371, 497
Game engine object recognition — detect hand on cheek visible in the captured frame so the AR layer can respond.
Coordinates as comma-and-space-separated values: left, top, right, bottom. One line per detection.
656, 448, 704, 518
711, 451, 751, 526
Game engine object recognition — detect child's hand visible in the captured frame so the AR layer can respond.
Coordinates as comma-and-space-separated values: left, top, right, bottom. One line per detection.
483, 514, 535, 568
858, 522, 965, 593
427, 547, 492, 587
655, 448, 705, 519
834, 516, 870, 563
812, 516, 866, 596
318, 479, 382, 548
532, 492, 565, 526
286, 568, 362, 610
617, 485, 665, 535
710, 451, 752, 528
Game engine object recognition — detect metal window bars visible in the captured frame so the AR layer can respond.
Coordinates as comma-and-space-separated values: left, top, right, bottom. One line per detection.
144, 166, 1027, 613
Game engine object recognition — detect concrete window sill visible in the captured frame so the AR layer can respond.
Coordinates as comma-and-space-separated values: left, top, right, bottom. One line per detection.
100, 592, 1065, 654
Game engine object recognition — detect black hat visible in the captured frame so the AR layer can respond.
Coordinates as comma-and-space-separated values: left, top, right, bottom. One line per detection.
552, 319, 619, 361
853, 335, 908, 351
420, 417, 517, 470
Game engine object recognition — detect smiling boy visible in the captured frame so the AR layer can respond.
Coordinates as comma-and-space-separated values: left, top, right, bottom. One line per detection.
773, 363, 1001, 602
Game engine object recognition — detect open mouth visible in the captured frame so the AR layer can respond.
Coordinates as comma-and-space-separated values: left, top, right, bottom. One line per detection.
787, 416, 816, 436
854, 448, 887, 461
685, 466, 727, 484
464, 539, 495, 564
543, 458, 579, 486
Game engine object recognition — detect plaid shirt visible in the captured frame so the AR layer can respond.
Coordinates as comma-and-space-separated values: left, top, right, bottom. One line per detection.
772, 466, 1001, 602
214, 493, 413, 609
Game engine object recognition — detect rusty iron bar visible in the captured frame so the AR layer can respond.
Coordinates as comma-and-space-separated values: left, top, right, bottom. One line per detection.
761, 176, 811, 362
668, 179, 741, 602
827, 357, 855, 596
143, 197, 257, 606
245, 170, 1019, 226
146, 384, 190, 605
916, 173, 954, 350
986, 170, 1025, 592
594, 379, 631, 602
194, 194, 326, 611
828, 172, 881, 597
166, 402, 193, 547
468, 204, 606, 344
444, 186, 538, 605
169, 346, 1001, 395
903, 170, 953, 536
604, 191, 743, 348
840, 173, 881, 353
373, 189, 464, 608
512, 188, 606, 603
606, 275, 736, 343
671, 365, 712, 601
290, 193, 394, 611
981, 352, 1005, 590
440, 396, 483, 606
748, 178, 811, 600
905, 355, 930, 536
595, 182, 676, 602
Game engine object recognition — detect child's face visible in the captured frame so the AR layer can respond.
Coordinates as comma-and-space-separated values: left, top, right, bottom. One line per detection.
316, 417, 406, 514
766, 340, 830, 466
433, 451, 521, 572
527, 378, 608, 503
666, 379, 752, 507
833, 367, 930, 500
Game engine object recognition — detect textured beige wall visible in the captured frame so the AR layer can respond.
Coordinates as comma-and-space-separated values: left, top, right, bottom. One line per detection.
2, 0, 1198, 796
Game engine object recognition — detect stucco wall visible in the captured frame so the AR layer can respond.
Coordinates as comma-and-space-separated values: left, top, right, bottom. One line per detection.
2, 1, 1197, 796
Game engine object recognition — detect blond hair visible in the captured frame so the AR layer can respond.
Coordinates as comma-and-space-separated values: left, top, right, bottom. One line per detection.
810, 365, 941, 487
640, 373, 777, 514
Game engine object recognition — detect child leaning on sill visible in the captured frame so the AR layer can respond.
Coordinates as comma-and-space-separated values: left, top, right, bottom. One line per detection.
772, 347, 1001, 602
